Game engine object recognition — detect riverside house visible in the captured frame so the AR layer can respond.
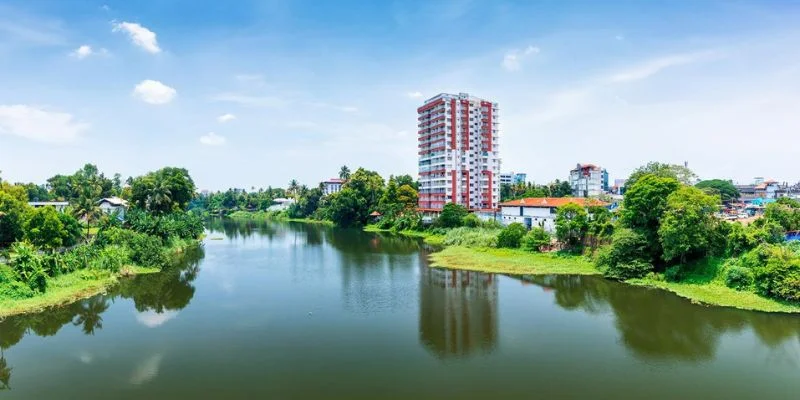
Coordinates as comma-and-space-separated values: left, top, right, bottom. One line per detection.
499, 197, 609, 232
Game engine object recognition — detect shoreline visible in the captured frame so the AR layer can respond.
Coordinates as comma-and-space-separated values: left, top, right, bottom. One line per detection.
0, 241, 199, 318
226, 211, 334, 226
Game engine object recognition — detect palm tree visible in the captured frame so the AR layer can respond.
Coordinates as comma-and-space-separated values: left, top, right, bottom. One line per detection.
0, 351, 11, 391
339, 165, 351, 180
148, 180, 173, 214
288, 179, 299, 200
73, 297, 110, 335
73, 195, 103, 239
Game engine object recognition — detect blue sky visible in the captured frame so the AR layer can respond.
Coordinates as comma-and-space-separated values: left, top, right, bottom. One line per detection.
1, 0, 799, 190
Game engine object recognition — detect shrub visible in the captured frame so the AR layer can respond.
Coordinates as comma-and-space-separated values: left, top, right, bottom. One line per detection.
751, 245, 800, 302
664, 265, 684, 282
393, 213, 422, 232
462, 213, 480, 228
8, 242, 48, 293
597, 228, 654, 280
127, 233, 168, 268
605, 259, 654, 281
376, 217, 394, 230
521, 227, 550, 252
442, 227, 501, 248
497, 223, 527, 249
93, 245, 130, 272
436, 203, 467, 228
725, 265, 754, 290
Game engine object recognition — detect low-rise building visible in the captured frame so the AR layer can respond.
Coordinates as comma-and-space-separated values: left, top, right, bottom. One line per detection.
97, 197, 128, 219
28, 201, 70, 213
267, 198, 296, 211
322, 178, 345, 196
499, 197, 608, 232
569, 164, 608, 197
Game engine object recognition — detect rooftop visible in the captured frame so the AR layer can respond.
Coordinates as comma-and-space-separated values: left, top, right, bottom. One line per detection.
98, 197, 128, 206
500, 197, 609, 208
323, 178, 345, 183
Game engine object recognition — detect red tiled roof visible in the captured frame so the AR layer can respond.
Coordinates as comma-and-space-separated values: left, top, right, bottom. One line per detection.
499, 197, 609, 207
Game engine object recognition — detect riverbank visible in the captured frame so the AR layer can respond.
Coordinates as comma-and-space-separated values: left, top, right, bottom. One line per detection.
429, 245, 800, 313
227, 210, 334, 226
363, 225, 445, 245
0, 240, 200, 318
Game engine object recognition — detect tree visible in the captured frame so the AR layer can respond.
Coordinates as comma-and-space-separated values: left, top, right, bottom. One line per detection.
73, 193, 103, 239
379, 176, 401, 217
129, 168, 196, 214
394, 174, 417, 190
0, 190, 28, 246
555, 203, 589, 248
620, 174, 681, 263
695, 179, 739, 202
23, 207, 68, 250
549, 180, 573, 197
324, 188, 367, 227
343, 168, 385, 214
338, 165, 351, 180
627, 162, 697, 188
436, 203, 467, 228
498, 223, 527, 248
597, 228, 653, 280
522, 227, 551, 252
396, 185, 419, 211
658, 186, 721, 264
288, 179, 300, 199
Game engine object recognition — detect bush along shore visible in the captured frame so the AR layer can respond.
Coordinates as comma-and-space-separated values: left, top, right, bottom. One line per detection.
0, 165, 204, 318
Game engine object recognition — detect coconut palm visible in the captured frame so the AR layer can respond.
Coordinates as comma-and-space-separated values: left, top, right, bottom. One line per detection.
73, 297, 110, 335
339, 165, 351, 180
72, 195, 103, 239
288, 179, 299, 200
0, 352, 11, 391
148, 180, 173, 214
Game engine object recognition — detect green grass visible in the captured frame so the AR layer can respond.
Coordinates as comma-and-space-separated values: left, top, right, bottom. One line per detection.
363, 225, 445, 245
0, 240, 198, 318
0, 266, 160, 318
627, 258, 800, 313
429, 246, 599, 275
227, 210, 333, 226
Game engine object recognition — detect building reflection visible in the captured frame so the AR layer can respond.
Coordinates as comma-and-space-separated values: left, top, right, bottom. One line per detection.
419, 266, 498, 359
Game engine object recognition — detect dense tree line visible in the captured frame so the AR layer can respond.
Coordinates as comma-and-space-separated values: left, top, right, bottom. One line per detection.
500, 180, 573, 202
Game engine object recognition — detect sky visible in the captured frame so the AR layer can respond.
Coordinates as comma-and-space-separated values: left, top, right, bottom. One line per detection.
1, 0, 800, 191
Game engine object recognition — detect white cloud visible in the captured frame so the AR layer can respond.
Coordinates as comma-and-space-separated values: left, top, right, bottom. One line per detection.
135, 310, 178, 328
199, 132, 226, 146
615, 35, 625, 41
407, 91, 423, 98
112, 21, 161, 54
0, 105, 88, 143
502, 45, 540, 71
608, 51, 716, 83
130, 354, 164, 385
70, 45, 107, 59
217, 113, 236, 123
132, 80, 176, 104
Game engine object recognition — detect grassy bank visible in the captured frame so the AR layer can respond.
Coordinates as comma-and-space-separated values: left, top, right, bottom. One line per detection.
627, 257, 800, 313
227, 210, 334, 226
430, 246, 599, 275
0, 240, 198, 318
363, 225, 445, 245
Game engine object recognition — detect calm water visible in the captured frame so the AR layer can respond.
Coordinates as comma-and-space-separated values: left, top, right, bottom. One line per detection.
2, 219, 800, 399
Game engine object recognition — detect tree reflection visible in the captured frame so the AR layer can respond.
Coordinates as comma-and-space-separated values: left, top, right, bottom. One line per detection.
0, 350, 11, 391
419, 266, 498, 359
516, 275, 800, 362
72, 297, 110, 335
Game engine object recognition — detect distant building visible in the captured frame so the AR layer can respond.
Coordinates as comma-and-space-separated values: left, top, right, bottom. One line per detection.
612, 178, 627, 195
500, 172, 527, 186
322, 178, 345, 196
267, 198, 295, 211
569, 163, 608, 197
499, 197, 609, 232
417, 92, 500, 212
28, 201, 69, 213
97, 197, 128, 219
736, 178, 783, 201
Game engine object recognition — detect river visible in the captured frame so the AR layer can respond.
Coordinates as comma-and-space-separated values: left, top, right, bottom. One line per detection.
1, 219, 799, 399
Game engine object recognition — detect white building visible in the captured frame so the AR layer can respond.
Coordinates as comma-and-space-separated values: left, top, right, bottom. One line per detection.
569, 163, 608, 197
499, 197, 608, 232
322, 178, 345, 196
97, 197, 128, 218
267, 198, 295, 211
417, 93, 500, 211
500, 172, 526, 186
28, 201, 69, 213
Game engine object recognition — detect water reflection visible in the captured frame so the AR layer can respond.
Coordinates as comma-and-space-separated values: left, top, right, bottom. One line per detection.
517, 275, 800, 362
0, 243, 204, 389
419, 267, 498, 359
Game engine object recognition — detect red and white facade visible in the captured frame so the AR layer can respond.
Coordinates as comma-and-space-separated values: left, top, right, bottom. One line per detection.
417, 93, 500, 211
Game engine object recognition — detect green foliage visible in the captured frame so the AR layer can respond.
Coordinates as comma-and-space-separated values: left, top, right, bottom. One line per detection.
664, 265, 684, 282
763, 201, 800, 232
442, 227, 501, 248
597, 228, 653, 280
92, 245, 130, 272
436, 203, 468, 228
129, 167, 196, 214
462, 213, 480, 228
658, 186, 721, 263
522, 227, 551, 252
8, 242, 48, 293
620, 174, 681, 263
725, 265, 754, 290
750, 244, 800, 302
555, 203, 589, 248
23, 206, 79, 250
393, 213, 422, 232
124, 210, 203, 241
0, 190, 28, 246
695, 179, 740, 202
497, 223, 527, 248
627, 161, 697, 188
0, 264, 35, 299
126, 232, 168, 268
323, 188, 367, 228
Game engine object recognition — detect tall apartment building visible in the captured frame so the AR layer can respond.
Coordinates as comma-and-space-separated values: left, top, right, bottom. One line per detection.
569, 163, 609, 197
417, 93, 500, 211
